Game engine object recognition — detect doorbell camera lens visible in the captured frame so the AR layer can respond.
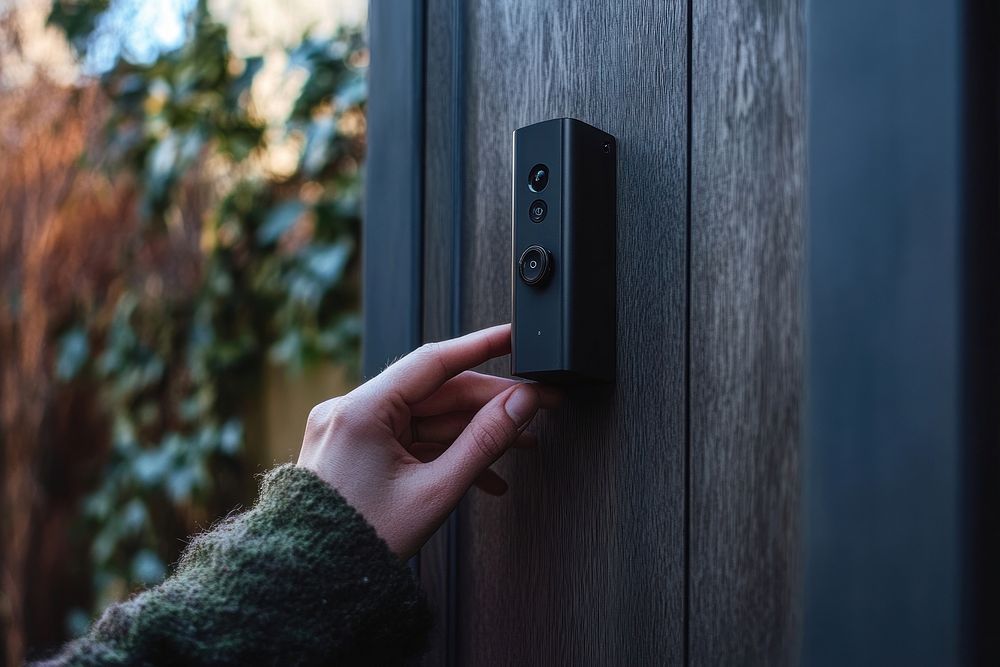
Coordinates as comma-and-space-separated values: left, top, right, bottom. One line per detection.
528, 164, 549, 192
528, 199, 547, 223
518, 245, 551, 286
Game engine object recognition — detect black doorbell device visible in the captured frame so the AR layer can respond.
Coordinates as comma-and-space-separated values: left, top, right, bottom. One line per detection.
511, 118, 617, 383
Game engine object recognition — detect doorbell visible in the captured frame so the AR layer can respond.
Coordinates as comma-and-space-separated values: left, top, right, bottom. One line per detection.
511, 118, 617, 383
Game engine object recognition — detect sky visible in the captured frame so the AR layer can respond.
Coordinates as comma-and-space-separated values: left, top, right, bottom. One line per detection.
84, 0, 197, 72
1, 0, 366, 90
84, 0, 367, 72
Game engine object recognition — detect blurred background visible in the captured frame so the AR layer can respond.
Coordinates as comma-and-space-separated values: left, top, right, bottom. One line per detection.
0, 0, 367, 662
2, 0, 997, 664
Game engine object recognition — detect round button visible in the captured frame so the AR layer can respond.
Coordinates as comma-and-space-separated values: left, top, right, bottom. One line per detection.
528, 199, 547, 223
527, 164, 549, 192
518, 245, 552, 286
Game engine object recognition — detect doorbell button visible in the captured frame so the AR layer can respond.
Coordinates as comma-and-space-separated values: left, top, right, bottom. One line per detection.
518, 245, 552, 286
528, 199, 547, 223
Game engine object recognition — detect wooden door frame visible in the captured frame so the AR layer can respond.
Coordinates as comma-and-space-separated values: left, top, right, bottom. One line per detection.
362, 0, 425, 378
363, 2, 460, 664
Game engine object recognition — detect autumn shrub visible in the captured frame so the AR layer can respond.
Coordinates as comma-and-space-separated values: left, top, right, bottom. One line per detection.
0, 2, 366, 662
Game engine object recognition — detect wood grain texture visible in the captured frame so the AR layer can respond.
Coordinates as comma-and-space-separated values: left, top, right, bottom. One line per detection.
452, 1, 688, 664
419, 1, 460, 664
689, 0, 805, 664
422, 0, 459, 350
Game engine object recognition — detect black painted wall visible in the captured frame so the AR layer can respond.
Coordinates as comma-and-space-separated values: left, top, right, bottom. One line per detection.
806, 1, 963, 663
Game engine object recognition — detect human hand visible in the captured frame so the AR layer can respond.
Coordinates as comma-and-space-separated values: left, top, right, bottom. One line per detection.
296, 323, 558, 559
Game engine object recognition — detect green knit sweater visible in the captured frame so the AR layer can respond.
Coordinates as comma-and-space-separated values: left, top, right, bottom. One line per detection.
37, 465, 432, 666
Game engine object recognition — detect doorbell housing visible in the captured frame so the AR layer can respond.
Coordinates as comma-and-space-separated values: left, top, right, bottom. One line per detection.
511, 118, 617, 383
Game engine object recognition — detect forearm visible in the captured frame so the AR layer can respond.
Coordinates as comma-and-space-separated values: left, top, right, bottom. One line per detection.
37, 465, 431, 666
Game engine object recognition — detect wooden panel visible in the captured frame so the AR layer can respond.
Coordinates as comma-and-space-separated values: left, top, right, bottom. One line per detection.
689, 0, 805, 664
420, 0, 461, 664
454, 1, 689, 664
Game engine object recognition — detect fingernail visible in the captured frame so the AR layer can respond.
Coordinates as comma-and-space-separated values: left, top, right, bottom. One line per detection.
504, 385, 538, 427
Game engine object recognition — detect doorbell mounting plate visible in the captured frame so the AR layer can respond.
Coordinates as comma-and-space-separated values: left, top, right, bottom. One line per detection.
511, 118, 617, 383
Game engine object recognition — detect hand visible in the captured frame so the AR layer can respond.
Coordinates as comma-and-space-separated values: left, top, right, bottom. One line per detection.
297, 323, 558, 559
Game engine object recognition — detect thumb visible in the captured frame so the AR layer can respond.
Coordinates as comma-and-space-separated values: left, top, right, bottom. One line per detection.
431, 383, 540, 498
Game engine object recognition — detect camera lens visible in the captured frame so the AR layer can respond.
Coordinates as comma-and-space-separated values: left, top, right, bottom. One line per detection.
518, 245, 552, 286
528, 199, 547, 223
528, 164, 549, 192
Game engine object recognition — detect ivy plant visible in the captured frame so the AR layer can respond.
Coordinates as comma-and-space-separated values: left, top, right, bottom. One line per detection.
49, 0, 365, 628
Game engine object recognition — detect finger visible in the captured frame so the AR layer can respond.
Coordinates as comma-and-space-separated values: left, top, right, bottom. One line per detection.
410, 371, 562, 417
409, 443, 509, 495
429, 384, 540, 502
374, 324, 511, 404
411, 415, 539, 450
410, 371, 518, 416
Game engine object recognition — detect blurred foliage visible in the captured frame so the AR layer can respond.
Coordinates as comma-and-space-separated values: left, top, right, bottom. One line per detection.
47, 0, 365, 626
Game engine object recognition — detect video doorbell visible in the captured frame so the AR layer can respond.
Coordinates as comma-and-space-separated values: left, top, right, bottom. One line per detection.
511, 118, 617, 383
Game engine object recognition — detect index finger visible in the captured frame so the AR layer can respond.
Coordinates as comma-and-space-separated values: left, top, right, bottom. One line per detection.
374, 323, 512, 404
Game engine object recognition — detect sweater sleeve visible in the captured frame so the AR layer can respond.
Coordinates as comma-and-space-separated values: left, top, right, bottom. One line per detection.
36, 464, 432, 667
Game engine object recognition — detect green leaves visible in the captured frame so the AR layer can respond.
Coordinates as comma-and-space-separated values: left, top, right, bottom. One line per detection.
48, 0, 365, 624
291, 241, 353, 305
256, 201, 306, 246
47, 0, 112, 55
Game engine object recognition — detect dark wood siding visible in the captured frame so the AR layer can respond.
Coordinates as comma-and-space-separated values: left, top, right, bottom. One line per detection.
437, 0, 689, 663
421, 1, 462, 664
689, 0, 805, 664
413, 0, 803, 664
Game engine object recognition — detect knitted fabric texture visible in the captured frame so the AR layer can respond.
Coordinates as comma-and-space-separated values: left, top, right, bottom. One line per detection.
36, 464, 432, 666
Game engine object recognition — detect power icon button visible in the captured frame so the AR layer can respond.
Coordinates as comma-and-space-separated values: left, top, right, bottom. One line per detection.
528, 199, 547, 223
